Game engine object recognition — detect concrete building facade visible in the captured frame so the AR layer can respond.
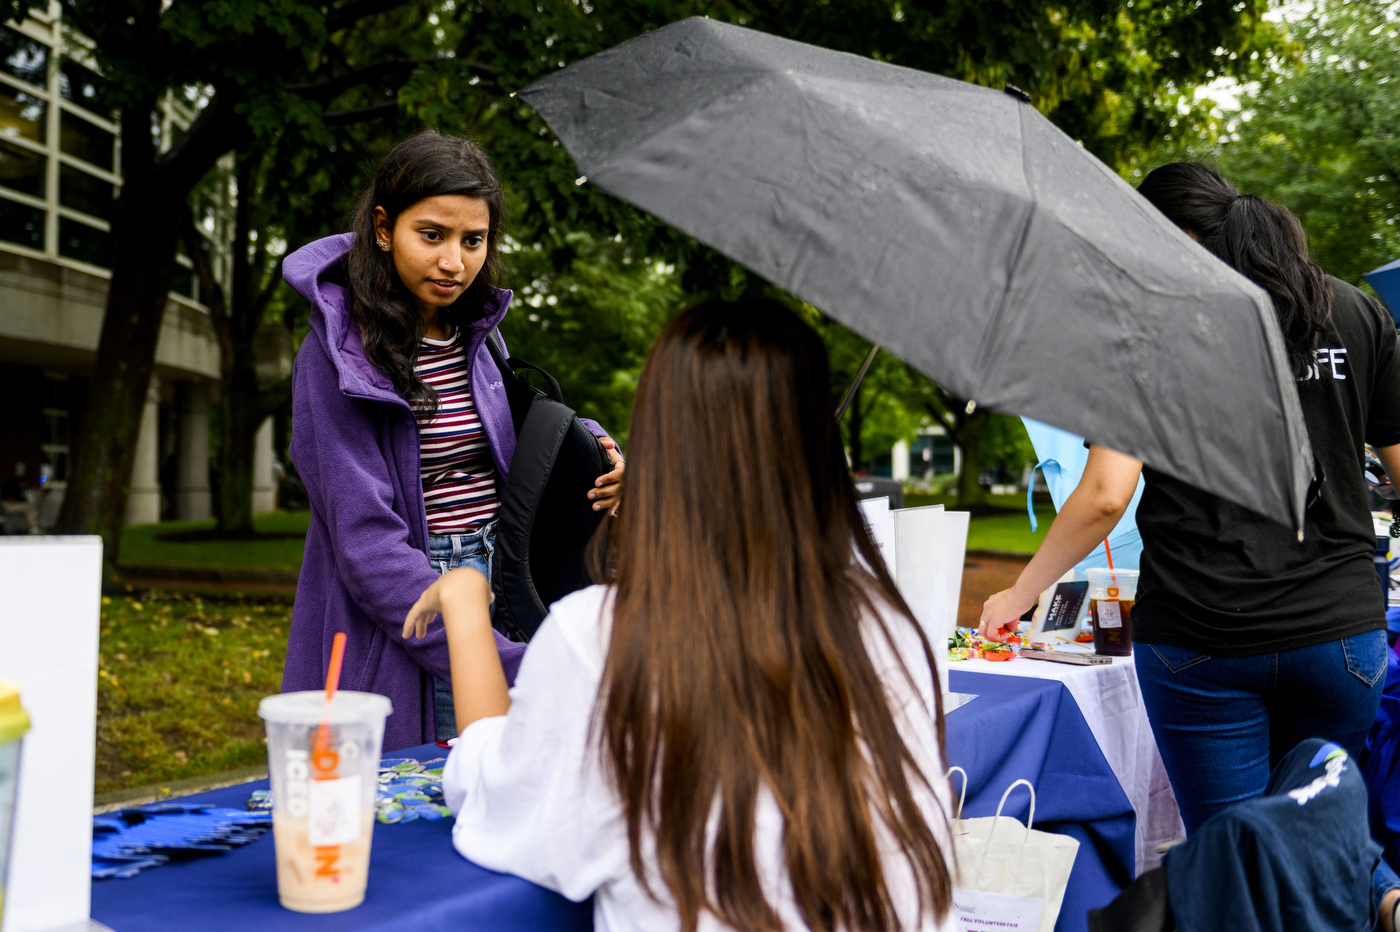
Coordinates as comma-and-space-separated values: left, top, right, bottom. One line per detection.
0, 11, 275, 531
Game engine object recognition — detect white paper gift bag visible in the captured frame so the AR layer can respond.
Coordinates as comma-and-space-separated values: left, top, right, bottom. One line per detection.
947, 771, 1079, 932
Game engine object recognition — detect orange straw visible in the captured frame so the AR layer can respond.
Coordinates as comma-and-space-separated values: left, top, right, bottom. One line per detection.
312, 632, 347, 770
1103, 538, 1115, 570
324, 632, 347, 703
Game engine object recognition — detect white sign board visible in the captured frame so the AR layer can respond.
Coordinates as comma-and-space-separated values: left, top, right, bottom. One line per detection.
892, 505, 950, 699
856, 497, 895, 576
0, 537, 102, 932
942, 511, 971, 639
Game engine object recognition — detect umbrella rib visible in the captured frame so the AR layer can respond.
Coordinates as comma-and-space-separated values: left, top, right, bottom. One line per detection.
967, 101, 1036, 403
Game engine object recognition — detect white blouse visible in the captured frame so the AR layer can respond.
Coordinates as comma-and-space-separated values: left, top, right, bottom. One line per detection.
443, 585, 955, 932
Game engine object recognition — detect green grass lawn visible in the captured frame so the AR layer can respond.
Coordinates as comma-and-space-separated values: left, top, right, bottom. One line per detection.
96, 592, 290, 795
119, 510, 311, 571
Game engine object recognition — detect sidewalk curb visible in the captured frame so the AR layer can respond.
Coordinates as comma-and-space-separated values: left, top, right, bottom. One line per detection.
118, 564, 299, 584
964, 549, 1033, 563
94, 763, 269, 813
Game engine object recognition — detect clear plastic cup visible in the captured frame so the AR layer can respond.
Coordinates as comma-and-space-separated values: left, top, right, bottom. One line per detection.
0, 681, 30, 921
258, 691, 392, 913
1085, 567, 1139, 657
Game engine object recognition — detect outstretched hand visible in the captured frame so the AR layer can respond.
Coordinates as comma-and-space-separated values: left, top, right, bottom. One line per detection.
588, 437, 625, 513
979, 586, 1034, 643
402, 567, 492, 641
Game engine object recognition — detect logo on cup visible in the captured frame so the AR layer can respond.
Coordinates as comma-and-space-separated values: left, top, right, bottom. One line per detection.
284, 748, 309, 818
1107, 587, 1119, 598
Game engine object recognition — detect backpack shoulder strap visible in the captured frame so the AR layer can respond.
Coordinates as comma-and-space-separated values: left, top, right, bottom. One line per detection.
484, 329, 565, 404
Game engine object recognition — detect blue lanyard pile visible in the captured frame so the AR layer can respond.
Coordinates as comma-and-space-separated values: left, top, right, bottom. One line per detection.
93, 804, 272, 879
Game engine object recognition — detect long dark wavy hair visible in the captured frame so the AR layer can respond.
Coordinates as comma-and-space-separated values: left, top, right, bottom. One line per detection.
346, 130, 505, 411
1138, 162, 1334, 378
597, 298, 952, 932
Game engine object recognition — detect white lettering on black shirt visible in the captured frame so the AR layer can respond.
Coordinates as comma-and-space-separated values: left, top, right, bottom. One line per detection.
1299, 347, 1348, 382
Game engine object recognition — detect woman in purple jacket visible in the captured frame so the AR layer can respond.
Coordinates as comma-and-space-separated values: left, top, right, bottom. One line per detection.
282, 131, 623, 749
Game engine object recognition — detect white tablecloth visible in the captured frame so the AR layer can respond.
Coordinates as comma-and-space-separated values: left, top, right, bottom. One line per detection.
951, 652, 1183, 875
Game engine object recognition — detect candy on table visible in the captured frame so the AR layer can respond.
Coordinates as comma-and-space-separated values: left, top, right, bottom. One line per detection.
946, 628, 1020, 661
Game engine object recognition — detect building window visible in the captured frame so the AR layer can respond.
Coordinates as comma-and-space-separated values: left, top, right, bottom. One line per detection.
40, 406, 69, 484
0, 137, 43, 196
58, 60, 112, 118
60, 110, 113, 171
0, 194, 43, 249
0, 83, 45, 144
0, 13, 229, 291
59, 216, 109, 267
0, 26, 46, 87
59, 161, 115, 220
171, 258, 195, 299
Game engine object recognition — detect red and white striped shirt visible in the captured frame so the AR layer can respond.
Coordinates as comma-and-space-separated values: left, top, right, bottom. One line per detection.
413, 331, 499, 534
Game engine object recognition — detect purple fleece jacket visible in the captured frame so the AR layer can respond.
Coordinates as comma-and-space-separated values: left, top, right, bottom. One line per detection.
282, 233, 605, 750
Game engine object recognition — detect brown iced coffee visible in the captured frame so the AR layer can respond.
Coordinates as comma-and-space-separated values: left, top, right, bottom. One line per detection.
1085, 568, 1139, 658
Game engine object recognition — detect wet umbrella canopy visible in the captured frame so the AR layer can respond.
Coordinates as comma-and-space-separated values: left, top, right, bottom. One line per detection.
519, 17, 1314, 530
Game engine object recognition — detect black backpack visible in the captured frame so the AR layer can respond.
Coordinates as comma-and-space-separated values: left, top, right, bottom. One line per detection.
484, 333, 611, 642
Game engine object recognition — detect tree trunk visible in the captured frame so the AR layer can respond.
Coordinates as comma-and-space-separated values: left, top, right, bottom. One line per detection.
188, 150, 288, 535
218, 347, 263, 534
55, 97, 178, 578
920, 388, 991, 511
954, 409, 990, 510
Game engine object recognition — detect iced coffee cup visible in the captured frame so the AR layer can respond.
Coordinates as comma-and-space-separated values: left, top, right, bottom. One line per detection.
1085, 567, 1139, 657
258, 691, 392, 913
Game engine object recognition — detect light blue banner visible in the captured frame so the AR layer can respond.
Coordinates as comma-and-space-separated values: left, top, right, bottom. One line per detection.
1022, 417, 1145, 573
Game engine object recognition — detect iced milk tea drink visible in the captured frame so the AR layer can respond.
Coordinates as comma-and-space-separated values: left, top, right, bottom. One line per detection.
259, 691, 391, 913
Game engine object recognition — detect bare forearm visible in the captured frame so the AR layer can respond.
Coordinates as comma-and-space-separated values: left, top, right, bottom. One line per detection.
440, 581, 511, 731
1011, 488, 1129, 604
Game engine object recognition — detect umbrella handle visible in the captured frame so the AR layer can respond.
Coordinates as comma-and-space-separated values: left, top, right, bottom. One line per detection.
835, 344, 879, 422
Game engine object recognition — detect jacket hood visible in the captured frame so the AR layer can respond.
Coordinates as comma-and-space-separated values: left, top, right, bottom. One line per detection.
283, 232, 513, 407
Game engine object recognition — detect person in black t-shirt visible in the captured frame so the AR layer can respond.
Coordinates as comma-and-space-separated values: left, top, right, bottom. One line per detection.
977, 164, 1400, 881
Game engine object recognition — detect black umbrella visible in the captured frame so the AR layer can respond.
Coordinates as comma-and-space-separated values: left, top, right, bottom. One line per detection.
518, 17, 1313, 530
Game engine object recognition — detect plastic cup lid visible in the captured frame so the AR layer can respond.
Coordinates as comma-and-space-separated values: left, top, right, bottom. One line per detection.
0, 680, 30, 744
258, 690, 392, 725
1085, 567, 1139, 579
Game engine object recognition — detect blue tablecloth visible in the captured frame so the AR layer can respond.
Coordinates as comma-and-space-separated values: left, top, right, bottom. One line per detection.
90, 743, 592, 932
947, 669, 1136, 932
93, 675, 1134, 931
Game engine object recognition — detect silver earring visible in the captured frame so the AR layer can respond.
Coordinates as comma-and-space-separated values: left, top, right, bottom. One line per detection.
378, 241, 390, 251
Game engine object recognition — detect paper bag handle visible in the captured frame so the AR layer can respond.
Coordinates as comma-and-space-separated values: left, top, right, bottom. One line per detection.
946, 766, 968, 821
992, 778, 1036, 840
971, 779, 1037, 889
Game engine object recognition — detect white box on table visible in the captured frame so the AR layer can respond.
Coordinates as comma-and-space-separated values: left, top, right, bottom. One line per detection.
0, 537, 102, 932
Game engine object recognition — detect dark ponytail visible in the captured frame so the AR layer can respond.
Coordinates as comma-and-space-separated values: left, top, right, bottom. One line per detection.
346, 130, 505, 412
1138, 163, 1334, 378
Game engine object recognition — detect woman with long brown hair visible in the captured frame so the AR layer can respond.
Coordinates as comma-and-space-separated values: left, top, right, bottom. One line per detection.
405, 298, 955, 931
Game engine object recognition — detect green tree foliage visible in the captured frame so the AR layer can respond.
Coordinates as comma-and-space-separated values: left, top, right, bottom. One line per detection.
496, 232, 682, 447
1218, 0, 1400, 287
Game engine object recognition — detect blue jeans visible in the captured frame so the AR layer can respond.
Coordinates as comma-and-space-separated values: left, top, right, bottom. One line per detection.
428, 521, 497, 741
1135, 629, 1388, 836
